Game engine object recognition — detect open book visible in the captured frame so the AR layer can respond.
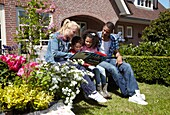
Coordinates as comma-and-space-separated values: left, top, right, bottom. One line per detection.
70, 51, 107, 66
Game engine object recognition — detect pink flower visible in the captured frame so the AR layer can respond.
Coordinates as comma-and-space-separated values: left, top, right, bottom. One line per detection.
17, 62, 39, 77
17, 67, 25, 76
0, 54, 26, 72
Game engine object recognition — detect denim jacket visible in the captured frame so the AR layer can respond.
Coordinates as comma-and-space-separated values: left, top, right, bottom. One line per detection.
97, 31, 119, 58
45, 32, 72, 63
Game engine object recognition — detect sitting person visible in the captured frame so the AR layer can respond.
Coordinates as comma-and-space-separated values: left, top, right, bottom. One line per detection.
45, 19, 107, 103
81, 30, 111, 99
69, 35, 111, 99
97, 21, 148, 105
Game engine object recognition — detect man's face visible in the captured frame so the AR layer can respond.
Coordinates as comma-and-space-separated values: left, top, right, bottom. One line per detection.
102, 25, 111, 38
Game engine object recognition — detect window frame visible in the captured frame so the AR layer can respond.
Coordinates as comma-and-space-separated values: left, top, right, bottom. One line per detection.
126, 26, 133, 38
0, 4, 6, 53
117, 25, 124, 38
16, 7, 53, 47
135, 0, 153, 10
77, 21, 87, 37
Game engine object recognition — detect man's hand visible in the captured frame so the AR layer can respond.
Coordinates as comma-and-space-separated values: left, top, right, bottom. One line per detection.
116, 55, 123, 66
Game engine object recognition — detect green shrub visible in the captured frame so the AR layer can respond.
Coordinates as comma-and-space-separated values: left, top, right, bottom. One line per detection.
142, 10, 170, 42
124, 56, 170, 86
120, 38, 170, 56
0, 84, 53, 113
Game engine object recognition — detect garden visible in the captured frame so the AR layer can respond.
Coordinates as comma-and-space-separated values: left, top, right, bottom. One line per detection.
0, 0, 170, 114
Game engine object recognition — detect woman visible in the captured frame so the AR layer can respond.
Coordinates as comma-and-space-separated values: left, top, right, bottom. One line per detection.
45, 19, 107, 103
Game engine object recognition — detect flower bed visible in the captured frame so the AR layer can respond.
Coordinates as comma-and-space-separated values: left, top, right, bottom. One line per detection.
0, 54, 89, 114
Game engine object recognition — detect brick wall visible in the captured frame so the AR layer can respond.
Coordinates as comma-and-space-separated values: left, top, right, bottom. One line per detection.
1, 0, 119, 46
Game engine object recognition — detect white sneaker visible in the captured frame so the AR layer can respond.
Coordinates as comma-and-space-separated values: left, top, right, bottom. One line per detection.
128, 94, 148, 105
135, 90, 146, 100
140, 94, 146, 100
88, 92, 107, 103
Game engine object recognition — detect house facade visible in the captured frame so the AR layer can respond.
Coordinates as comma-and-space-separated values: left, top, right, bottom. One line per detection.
0, 0, 166, 52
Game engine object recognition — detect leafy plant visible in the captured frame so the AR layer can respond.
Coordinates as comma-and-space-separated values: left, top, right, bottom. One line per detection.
14, 0, 56, 61
142, 10, 170, 42
19, 60, 89, 107
0, 54, 26, 86
0, 84, 53, 112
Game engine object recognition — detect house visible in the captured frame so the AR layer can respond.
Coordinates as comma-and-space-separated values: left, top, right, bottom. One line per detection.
0, 0, 166, 53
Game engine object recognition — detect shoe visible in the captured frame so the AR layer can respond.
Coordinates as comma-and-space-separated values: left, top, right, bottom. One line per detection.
128, 94, 148, 105
135, 90, 146, 100
103, 83, 112, 99
88, 92, 107, 103
97, 84, 107, 98
140, 94, 146, 100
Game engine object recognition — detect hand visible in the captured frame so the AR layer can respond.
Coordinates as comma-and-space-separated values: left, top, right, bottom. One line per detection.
116, 55, 123, 66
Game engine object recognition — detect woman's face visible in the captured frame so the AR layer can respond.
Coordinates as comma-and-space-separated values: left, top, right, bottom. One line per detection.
65, 25, 78, 40
85, 37, 93, 48
73, 43, 83, 52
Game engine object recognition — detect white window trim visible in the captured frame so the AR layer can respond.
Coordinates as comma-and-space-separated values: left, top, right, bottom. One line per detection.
134, 0, 154, 10
118, 25, 124, 38
16, 7, 53, 47
0, 4, 7, 48
127, 26, 133, 38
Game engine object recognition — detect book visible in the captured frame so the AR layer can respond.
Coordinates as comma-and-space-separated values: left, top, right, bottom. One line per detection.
70, 51, 107, 66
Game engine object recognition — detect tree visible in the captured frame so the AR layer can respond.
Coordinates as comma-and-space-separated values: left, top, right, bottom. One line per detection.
142, 10, 170, 42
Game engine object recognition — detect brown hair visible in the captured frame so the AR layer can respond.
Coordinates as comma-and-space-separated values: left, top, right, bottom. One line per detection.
71, 36, 84, 47
82, 29, 99, 49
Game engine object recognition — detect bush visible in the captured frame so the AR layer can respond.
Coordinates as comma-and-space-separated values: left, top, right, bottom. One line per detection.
125, 56, 170, 86
120, 37, 170, 56
142, 10, 170, 42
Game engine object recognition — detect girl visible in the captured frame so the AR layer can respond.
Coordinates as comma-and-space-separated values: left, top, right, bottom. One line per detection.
45, 19, 107, 103
81, 29, 111, 99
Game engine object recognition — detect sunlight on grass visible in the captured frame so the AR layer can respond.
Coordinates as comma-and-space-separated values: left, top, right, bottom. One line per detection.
73, 83, 170, 115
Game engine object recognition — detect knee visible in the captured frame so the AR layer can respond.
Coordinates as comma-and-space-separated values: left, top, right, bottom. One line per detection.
108, 66, 119, 74
121, 62, 132, 70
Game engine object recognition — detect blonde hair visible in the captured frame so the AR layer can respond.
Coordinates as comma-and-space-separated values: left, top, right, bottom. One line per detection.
58, 19, 80, 34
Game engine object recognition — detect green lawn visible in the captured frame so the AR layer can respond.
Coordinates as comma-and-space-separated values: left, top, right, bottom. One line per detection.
72, 82, 170, 115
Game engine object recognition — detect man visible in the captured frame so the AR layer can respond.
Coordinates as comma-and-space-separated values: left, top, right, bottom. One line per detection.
97, 22, 148, 105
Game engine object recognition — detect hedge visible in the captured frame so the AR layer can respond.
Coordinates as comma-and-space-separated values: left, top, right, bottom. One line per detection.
124, 56, 170, 86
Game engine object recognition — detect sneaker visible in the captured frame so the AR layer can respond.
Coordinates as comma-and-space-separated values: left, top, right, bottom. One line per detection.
128, 94, 148, 105
135, 90, 146, 100
140, 94, 146, 100
88, 92, 107, 103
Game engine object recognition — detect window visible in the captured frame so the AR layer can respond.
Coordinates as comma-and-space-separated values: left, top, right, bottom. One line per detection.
17, 7, 52, 46
135, 0, 153, 9
77, 22, 87, 37
127, 26, 133, 38
0, 4, 6, 54
118, 25, 124, 38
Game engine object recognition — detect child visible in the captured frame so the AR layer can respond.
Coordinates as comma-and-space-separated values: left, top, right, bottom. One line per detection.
81, 29, 111, 99
69, 36, 83, 54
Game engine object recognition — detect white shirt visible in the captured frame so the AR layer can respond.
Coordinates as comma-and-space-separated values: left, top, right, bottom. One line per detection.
99, 40, 111, 55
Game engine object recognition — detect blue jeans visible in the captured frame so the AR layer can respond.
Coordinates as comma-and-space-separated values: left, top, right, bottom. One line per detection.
76, 64, 96, 96
92, 67, 107, 85
98, 60, 128, 96
109, 59, 139, 96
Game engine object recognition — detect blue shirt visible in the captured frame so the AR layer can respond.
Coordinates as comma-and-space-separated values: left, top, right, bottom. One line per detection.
97, 31, 119, 58
45, 32, 72, 63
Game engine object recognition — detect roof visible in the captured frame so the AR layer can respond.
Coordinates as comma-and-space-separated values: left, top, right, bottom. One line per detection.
125, 1, 166, 21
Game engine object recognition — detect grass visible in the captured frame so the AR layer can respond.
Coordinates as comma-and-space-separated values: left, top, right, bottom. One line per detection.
72, 82, 170, 115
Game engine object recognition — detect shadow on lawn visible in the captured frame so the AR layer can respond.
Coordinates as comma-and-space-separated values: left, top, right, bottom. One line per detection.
72, 91, 108, 114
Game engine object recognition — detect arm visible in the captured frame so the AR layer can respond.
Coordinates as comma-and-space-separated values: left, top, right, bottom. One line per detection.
50, 37, 72, 58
